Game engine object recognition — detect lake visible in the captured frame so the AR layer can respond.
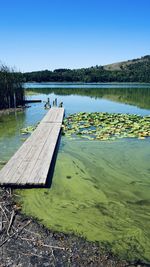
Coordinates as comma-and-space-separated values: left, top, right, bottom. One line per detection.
0, 83, 150, 262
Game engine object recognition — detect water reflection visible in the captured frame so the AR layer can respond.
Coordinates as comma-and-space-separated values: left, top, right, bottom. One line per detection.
0, 84, 150, 261
26, 86, 150, 110
1, 84, 150, 162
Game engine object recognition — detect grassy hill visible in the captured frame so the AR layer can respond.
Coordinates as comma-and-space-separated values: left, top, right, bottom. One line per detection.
104, 55, 150, 71
24, 55, 150, 83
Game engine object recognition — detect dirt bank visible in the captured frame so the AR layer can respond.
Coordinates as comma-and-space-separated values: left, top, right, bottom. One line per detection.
0, 188, 149, 267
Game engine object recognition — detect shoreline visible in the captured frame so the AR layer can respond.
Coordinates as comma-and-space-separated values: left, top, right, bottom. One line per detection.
0, 107, 26, 116
0, 187, 149, 267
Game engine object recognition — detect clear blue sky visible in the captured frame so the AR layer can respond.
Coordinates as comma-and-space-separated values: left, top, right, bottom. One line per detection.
0, 0, 150, 72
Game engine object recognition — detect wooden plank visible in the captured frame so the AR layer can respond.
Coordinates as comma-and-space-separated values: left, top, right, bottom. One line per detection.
17, 124, 55, 185
0, 108, 64, 186
41, 107, 64, 123
0, 123, 48, 184
38, 129, 60, 184
31, 123, 61, 185
9, 124, 53, 185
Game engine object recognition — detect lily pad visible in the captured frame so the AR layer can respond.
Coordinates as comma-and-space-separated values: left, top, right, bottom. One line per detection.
62, 112, 150, 141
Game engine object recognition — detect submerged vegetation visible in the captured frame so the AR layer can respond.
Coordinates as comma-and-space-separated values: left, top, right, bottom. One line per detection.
62, 112, 150, 141
0, 64, 24, 110
20, 125, 37, 135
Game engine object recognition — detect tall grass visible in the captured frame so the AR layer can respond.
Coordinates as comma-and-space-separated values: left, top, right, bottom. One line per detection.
0, 64, 24, 109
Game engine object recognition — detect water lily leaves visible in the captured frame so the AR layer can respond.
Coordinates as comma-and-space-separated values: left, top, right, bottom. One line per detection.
62, 112, 150, 141
20, 125, 37, 135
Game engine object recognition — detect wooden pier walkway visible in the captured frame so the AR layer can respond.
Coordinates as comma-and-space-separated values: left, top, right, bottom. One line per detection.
0, 107, 64, 186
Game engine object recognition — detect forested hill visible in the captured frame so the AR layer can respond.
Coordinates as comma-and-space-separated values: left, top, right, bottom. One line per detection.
24, 55, 150, 83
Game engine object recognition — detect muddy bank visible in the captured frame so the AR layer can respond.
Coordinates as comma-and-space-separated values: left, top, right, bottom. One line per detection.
0, 188, 149, 267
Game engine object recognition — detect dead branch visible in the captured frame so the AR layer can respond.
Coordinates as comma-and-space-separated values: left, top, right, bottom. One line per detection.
0, 215, 3, 232
24, 228, 41, 236
18, 236, 65, 250
0, 204, 9, 222
7, 210, 15, 235
41, 242, 65, 250
0, 220, 31, 248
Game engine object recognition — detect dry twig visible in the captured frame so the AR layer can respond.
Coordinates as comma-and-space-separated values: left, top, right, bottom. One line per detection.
0, 215, 3, 232
0, 204, 9, 222
41, 243, 65, 250
0, 220, 31, 248
7, 210, 15, 235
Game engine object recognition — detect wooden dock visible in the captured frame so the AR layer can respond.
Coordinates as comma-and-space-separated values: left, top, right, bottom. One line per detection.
0, 107, 64, 186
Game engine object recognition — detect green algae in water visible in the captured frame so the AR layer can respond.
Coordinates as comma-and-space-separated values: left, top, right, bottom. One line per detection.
0, 111, 26, 161
17, 138, 150, 262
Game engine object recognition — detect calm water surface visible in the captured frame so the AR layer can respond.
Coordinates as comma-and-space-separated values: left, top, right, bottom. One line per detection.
0, 83, 150, 261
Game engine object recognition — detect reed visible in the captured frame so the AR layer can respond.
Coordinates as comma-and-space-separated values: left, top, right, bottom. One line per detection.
0, 64, 24, 109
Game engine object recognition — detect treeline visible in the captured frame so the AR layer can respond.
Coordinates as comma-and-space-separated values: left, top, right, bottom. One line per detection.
24, 56, 150, 83
0, 65, 24, 109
